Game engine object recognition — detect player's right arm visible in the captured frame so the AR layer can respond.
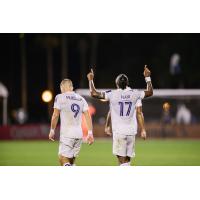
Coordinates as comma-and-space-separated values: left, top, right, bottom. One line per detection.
87, 68, 105, 99
49, 108, 60, 141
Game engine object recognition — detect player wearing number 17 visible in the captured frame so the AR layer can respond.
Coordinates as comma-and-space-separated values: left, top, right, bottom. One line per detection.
48, 79, 94, 166
87, 66, 153, 166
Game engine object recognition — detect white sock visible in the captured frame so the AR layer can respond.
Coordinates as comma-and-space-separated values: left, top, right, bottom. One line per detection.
120, 162, 131, 166
63, 162, 71, 166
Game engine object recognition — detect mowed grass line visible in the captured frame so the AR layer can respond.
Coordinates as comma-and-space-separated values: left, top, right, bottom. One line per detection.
0, 139, 200, 166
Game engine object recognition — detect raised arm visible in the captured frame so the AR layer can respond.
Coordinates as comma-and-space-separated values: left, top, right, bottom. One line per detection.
143, 65, 153, 98
87, 68, 105, 99
49, 108, 60, 141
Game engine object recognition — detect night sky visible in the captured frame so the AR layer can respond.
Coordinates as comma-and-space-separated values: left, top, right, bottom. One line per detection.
0, 33, 200, 122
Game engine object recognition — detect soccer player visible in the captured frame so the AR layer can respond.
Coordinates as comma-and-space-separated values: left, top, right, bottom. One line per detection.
100, 78, 147, 164
48, 79, 94, 166
87, 66, 153, 166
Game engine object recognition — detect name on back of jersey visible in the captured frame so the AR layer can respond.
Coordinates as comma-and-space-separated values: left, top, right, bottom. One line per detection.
121, 94, 130, 99
66, 95, 82, 101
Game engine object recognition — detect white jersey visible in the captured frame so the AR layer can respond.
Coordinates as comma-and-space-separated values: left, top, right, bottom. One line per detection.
54, 91, 89, 139
104, 87, 145, 136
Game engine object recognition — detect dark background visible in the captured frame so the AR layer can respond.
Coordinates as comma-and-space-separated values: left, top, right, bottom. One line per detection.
0, 33, 200, 123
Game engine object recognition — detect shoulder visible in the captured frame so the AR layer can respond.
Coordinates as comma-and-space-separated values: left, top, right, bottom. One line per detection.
131, 89, 141, 95
55, 93, 62, 101
129, 89, 142, 98
105, 89, 112, 94
76, 93, 87, 102
131, 89, 139, 93
105, 90, 113, 98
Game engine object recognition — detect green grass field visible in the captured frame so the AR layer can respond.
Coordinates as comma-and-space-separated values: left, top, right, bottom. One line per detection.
0, 139, 200, 166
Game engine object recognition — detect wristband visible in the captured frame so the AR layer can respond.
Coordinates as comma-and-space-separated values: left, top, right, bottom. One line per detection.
50, 129, 55, 133
145, 77, 151, 82
88, 130, 93, 135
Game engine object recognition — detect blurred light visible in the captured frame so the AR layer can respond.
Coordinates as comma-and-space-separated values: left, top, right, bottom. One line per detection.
12, 108, 28, 124
163, 102, 170, 111
42, 90, 53, 103
88, 104, 96, 115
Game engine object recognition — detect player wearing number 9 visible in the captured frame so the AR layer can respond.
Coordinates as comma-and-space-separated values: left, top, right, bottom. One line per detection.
48, 79, 94, 166
87, 66, 153, 166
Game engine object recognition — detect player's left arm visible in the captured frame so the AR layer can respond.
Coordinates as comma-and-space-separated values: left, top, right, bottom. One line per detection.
49, 108, 60, 141
136, 106, 146, 140
143, 65, 153, 98
83, 110, 94, 145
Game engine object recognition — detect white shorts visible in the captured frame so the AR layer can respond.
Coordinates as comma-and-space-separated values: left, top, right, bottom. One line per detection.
113, 134, 135, 158
58, 138, 82, 158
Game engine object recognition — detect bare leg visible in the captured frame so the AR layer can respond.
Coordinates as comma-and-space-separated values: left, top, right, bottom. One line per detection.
69, 157, 76, 165
59, 155, 71, 166
117, 155, 127, 165
125, 156, 131, 163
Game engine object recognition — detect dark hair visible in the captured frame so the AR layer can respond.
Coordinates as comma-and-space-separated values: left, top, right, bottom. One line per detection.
115, 74, 129, 89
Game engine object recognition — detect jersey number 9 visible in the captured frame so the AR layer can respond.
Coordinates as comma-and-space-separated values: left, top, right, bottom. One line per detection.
71, 103, 80, 118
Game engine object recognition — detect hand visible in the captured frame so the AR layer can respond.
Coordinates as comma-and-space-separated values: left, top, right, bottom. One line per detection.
87, 68, 94, 81
105, 126, 112, 136
49, 130, 55, 141
141, 129, 147, 140
87, 134, 94, 145
143, 65, 151, 77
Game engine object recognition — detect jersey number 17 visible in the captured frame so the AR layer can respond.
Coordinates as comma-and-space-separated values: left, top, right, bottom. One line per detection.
118, 101, 132, 116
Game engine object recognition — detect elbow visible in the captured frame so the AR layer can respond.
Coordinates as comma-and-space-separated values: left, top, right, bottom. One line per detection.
90, 91, 98, 98
90, 91, 96, 97
146, 90, 153, 97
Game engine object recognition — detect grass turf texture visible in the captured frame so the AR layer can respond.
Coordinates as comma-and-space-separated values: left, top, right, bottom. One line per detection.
0, 139, 200, 166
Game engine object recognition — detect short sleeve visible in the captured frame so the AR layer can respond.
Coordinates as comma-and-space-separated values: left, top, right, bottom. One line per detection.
53, 95, 61, 110
138, 91, 145, 100
135, 99, 142, 107
82, 98, 89, 112
104, 90, 112, 101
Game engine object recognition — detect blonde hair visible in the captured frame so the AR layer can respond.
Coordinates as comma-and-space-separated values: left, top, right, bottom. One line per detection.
60, 79, 73, 92
60, 79, 73, 88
